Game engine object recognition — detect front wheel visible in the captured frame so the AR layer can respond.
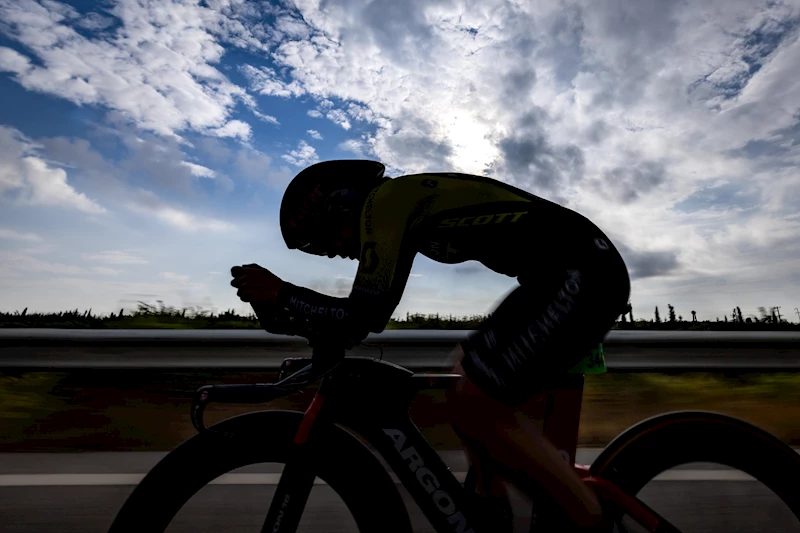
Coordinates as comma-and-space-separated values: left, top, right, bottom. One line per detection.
107, 410, 412, 533
590, 411, 800, 532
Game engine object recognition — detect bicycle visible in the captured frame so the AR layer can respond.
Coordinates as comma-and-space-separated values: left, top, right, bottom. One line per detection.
108, 340, 800, 533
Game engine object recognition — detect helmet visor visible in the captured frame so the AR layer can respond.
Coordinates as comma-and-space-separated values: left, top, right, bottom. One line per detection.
289, 211, 355, 256
287, 187, 363, 255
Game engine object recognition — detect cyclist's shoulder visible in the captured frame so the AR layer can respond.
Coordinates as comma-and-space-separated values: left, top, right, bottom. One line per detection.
367, 174, 441, 207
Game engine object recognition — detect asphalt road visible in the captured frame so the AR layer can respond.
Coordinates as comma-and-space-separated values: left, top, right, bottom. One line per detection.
1, 450, 798, 533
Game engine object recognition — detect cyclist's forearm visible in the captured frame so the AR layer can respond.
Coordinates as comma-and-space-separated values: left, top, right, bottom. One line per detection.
277, 282, 350, 324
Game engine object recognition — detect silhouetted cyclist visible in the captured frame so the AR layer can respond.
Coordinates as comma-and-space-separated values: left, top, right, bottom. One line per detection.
231, 159, 631, 532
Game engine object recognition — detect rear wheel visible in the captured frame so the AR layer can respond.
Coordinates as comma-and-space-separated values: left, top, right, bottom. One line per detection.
107, 410, 412, 533
589, 411, 800, 532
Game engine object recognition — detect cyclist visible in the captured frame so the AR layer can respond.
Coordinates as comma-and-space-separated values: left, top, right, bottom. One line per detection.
231, 159, 631, 532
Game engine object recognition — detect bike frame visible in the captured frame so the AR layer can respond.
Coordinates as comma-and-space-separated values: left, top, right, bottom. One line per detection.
195, 355, 681, 533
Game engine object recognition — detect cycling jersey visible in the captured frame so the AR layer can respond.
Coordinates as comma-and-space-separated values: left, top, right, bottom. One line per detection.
276, 173, 553, 336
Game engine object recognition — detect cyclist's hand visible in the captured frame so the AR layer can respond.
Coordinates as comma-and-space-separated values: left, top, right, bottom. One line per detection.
231, 264, 283, 304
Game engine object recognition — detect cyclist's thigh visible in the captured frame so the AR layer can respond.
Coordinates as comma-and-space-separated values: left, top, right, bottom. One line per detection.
459, 224, 630, 407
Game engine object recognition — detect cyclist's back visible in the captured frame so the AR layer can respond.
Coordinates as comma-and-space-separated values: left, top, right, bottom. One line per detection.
356, 171, 611, 278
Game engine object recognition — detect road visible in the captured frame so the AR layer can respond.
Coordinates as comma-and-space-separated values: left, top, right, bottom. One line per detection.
1, 450, 798, 532
2, 329, 800, 371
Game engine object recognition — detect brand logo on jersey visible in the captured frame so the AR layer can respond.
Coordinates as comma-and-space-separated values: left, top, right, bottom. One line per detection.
421, 179, 438, 188
594, 238, 609, 250
360, 242, 379, 274
437, 211, 527, 228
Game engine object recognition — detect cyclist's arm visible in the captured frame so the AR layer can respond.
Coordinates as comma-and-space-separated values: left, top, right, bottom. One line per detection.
273, 182, 421, 341
273, 283, 362, 340
347, 182, 419, 333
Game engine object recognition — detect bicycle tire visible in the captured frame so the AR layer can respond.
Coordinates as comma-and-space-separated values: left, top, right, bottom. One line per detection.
589, 410, 800, 527
107, 410, 413, 533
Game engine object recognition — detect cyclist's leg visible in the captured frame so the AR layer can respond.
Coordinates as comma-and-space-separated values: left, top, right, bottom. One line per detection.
445, 232, 630, 530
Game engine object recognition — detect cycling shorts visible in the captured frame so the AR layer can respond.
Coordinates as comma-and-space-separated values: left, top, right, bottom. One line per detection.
459, 224, 631, 407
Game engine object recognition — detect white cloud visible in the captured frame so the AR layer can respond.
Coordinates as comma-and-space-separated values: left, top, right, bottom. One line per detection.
0, 46, 31, 73
282, 140, 319, 168
127, 189, 235, 232
209, 120, 252, 141
307, 110, 323, 118
0, 228, 42, 242
240, 64, 306, 98
252, 109, 280, 125
307, 129, 323, 140
180, 161, 216, 178
82, 251, 149, 265
0, 0, 270, 140
325, 109, 351, 130
0, 125, 106, 214
339, 138, 370, 157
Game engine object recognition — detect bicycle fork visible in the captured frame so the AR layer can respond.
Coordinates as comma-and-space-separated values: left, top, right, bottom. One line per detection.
260, 391, 327, 533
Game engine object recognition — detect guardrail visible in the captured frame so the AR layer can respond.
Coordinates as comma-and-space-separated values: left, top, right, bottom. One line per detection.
1, 329, 799, 372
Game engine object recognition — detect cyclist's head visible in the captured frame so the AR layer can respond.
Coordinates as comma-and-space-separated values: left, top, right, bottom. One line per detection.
280, 160, 387, 259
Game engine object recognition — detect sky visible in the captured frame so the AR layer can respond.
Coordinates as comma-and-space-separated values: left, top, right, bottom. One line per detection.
0, 0, 799, 323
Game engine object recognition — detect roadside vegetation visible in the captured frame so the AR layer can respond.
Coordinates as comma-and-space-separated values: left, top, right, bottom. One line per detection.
1, 302, 798, 329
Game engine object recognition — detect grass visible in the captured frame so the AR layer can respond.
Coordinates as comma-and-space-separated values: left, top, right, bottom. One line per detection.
2, 370, 799, 452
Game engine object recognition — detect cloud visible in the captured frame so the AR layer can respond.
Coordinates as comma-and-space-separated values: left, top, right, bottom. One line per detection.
338, 138, 371, 157
240, 64, 306, 98
76, 12, 114, 31
326, 109, 351, 130
0, 0, 268, 140
1, 0, 800, 318
82, 251, 149, 265
307, 129, 323, 140
282, 140, 319, 168
93, 266, 123, 276
127, 189, 235, 232
617, 243, 682, 280
209, 120, 252, 141
0, 250, 86, 275
0, 46, 31, 73
0, 125, 106, 214
180, 161, 216, 178
0, 228, 43, 242
234, 148, 294, 187
252, 110, 280, 125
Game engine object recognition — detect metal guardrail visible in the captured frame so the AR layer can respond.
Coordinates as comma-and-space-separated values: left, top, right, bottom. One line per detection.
0, 329, 799, 372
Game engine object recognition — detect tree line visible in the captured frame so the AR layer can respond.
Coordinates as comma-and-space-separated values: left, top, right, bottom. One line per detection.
0, 302, 798, 330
